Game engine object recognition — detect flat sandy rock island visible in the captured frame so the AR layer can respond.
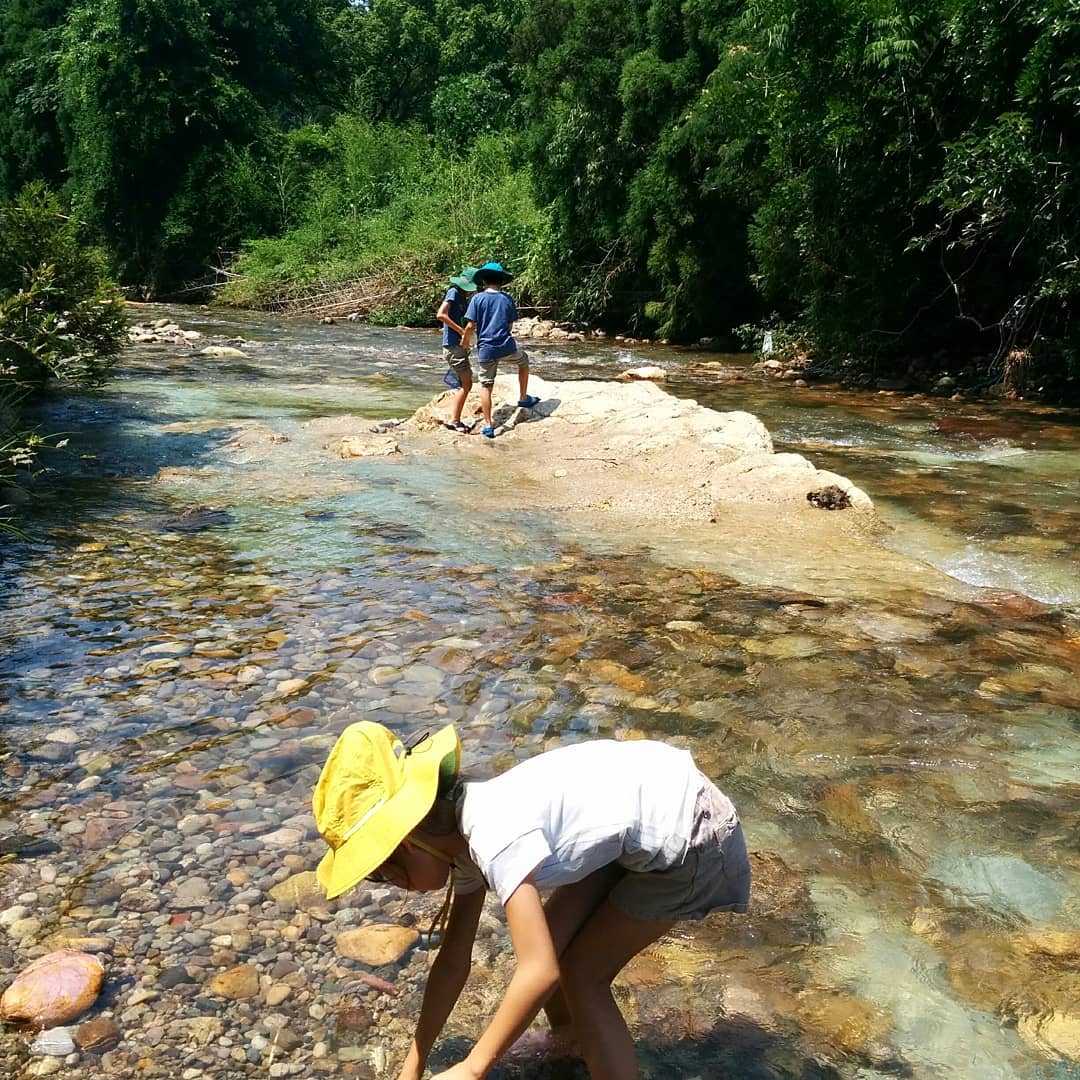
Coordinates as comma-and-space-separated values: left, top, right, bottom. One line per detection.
320, 374, 971, 600
404, 374, 871, 517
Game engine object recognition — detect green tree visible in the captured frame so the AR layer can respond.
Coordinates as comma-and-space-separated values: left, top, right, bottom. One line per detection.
515, 0, 655, 322
56, 0, 347, 292
341, 0, 441, 123
915, 0, 1080, 385
57, 0, 262, 288
0, 183, 126, 527
0, 0, 68, 200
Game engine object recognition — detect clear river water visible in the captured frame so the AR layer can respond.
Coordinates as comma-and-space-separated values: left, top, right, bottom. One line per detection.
1, 307, 1078, 1079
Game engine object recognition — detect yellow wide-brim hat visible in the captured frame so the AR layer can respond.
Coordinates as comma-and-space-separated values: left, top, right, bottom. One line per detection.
313, 721, 460, 900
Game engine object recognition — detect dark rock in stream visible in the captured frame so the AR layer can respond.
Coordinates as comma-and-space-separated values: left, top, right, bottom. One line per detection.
158, 964, 198, 989
163, 505, 235, 532
806, 485, 852, 511
0, 834, 61, 859
352, 520, 426, 544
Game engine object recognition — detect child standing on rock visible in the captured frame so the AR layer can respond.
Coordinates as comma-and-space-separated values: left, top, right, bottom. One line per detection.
459, 262, 540, 439
313, 722, 751, 1080
436, 267, 478, 433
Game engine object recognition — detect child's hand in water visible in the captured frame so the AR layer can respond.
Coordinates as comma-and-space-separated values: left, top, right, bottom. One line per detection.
506, 1025, 580, 1061
430, 1063, 482, 1080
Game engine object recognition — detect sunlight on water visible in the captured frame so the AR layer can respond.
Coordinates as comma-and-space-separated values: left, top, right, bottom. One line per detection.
0, 308, 1078, 1078
938, 546, 1080, 606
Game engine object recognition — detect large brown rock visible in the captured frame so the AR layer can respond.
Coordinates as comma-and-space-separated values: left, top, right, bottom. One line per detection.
269, 871, 329, 913
336, 925, 419, 966
207, 964, 261, 1000
1, 950, 105, 1027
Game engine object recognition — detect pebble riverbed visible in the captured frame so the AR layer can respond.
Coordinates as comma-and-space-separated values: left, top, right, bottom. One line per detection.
2, 312, 1079, 1079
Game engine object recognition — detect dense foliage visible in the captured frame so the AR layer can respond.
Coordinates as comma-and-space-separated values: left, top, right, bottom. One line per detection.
0, 184, 126, 517
2, 0, 1078, 395
0, 185, 126, 389
517, 0, 1079, 390
219, 124, 540, 325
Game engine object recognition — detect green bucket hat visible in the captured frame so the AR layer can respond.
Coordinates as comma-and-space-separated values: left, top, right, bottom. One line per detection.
448, 266, 479, 292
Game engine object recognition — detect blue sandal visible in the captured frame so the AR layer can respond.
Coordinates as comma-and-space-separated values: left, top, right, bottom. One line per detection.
517, 395, 541, 409
481, 426, 496, 439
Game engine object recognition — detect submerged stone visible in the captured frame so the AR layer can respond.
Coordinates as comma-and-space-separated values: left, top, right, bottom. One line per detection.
163, 506, 234, 532
75, 1016, 122, 1051
207, 964, 260, 1000
29, 1026, 76, 1057
1, 950, 105, 1027
335, 925, 418, 966
926, 853, 1064, 921
1018, 1011, 1080, 1062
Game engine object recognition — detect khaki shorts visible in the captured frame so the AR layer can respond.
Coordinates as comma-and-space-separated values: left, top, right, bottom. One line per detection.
609, 777, 751, 922
478, 349, 529, 387
443, 344, 471, 371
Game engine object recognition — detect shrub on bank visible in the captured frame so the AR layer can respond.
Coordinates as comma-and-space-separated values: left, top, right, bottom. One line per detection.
0, 184, 127, 513
1, 184, 127, 390
217, 122, 545, 322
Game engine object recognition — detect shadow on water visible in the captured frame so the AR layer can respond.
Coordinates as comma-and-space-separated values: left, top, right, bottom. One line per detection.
4, 391, 237, 502
433, 1021, 864, 1079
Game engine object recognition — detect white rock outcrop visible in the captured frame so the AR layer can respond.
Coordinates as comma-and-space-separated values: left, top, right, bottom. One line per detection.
403, 374, 872, 521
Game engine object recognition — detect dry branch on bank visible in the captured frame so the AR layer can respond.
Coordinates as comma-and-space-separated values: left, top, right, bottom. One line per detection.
242, 257, 443, 321
273, 279, 414, 320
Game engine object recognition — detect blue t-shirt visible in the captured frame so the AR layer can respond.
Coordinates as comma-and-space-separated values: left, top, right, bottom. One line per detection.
464, 289, 519, 361
441, 286, 470, 347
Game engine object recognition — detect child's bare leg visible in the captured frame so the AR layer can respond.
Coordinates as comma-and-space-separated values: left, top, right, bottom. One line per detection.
451, 369, 472, 423
507, 865, 623, 1059
479, 384, 493, 427
541, 865, 623, 1028
559, 901, 673, 1080
518, 364, 529, 402
542, 986, 572, 1030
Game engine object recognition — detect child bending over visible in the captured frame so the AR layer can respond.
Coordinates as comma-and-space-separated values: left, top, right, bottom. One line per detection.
313, 722, 750, 1080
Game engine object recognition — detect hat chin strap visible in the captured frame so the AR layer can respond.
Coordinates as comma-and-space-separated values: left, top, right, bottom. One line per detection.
407, 833, 454, 864
407, 833, 456, 949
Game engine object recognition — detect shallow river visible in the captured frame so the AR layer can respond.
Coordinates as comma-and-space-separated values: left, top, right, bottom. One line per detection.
1, 308, 1079, 1079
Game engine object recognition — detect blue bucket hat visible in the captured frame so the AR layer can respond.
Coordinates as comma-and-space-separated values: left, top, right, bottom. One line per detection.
474, 262, 514, 286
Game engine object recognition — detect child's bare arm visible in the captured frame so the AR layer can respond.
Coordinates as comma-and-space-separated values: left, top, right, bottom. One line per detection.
398, 887, 485, 1080
435, 879, 559, 1078
436, 300, 466, 339
459, 321, 474, 350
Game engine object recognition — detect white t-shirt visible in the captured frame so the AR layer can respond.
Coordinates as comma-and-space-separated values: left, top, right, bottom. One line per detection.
452, 740, 703, 904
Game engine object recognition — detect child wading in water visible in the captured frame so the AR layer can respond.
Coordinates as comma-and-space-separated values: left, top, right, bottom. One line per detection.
313, 723, 751, 1080
459, 262, 540, 438
436, 267, 478, 433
